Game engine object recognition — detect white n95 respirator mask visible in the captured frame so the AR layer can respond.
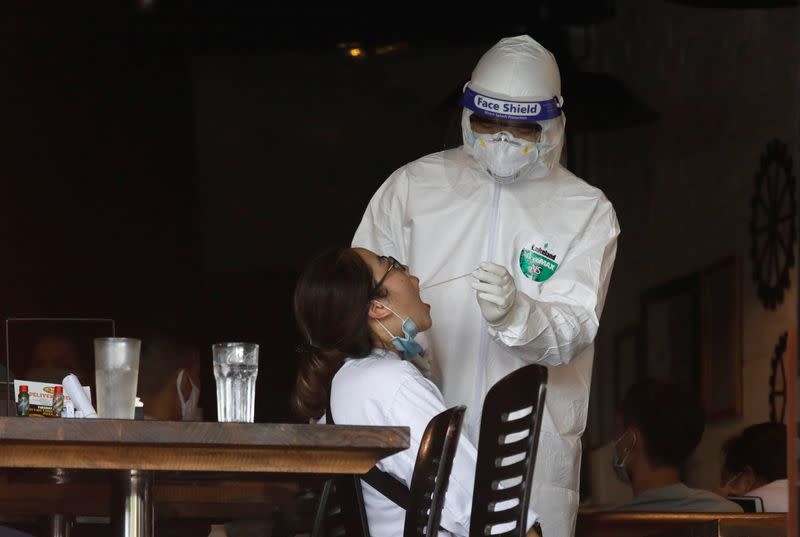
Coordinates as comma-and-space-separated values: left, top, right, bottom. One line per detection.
467, 130, 540, 183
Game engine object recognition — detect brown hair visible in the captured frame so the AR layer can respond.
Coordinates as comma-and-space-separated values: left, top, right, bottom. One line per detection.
619, 378, 705, 468
722, 422, 786, 482
291, 247, 387, 420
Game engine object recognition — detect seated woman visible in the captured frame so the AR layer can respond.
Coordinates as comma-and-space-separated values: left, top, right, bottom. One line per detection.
292, 246, 477, 537
716, 422, 787, 512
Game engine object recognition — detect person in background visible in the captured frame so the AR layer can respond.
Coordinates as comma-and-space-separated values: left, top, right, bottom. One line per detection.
293, 246, 488, 537
715, 422, 787, 512
352, 34, 620, 537
23, 334, 89, 385
137, 336, 202, 421
609, 379, 742, 513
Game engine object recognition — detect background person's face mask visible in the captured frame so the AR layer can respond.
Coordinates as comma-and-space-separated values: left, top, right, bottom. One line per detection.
176, 368, 200, 421
469, 130, 540, 183
374, 302, 425, 360
611, 430, 635, 484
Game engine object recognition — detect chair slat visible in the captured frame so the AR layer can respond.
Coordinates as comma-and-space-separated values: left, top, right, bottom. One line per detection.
470, 364, 547, 537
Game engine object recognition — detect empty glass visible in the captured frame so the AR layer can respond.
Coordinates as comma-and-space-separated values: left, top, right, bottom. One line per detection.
212, 342, 259, 422
94, 337, 141, 419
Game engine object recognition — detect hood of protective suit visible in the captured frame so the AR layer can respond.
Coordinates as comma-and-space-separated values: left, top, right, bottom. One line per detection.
461, 35, 566, 181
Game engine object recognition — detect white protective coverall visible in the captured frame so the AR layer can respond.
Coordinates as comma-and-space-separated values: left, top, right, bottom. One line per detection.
353, 35, 620, 537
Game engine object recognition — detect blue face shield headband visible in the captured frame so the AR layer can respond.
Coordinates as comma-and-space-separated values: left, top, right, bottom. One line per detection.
462, 87, 562, 122
373, 302, 425, 360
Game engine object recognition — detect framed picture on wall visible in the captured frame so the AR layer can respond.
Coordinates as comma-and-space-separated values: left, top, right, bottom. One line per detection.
640, 273, 702, 393
639, 258, 742, 422
700, 256, 742, 421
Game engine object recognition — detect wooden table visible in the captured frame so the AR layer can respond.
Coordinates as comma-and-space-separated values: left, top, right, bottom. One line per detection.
576, 512, 787, 537
0, 417, 409, 537
0, 470, 307, 517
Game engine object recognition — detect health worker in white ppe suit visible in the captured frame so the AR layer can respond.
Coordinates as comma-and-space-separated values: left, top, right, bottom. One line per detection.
353, 35, 620, 537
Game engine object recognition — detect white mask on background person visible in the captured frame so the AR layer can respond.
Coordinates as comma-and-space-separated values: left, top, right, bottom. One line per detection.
176, 368, 200, 421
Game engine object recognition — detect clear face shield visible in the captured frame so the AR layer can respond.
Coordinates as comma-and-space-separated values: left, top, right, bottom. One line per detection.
441, 84, 565, 186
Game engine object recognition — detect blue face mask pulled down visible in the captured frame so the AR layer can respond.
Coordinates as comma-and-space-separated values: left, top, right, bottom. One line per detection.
374, 302, 425, 360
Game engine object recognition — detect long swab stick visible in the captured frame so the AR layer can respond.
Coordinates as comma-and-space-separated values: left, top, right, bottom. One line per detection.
420, 269, 477, 290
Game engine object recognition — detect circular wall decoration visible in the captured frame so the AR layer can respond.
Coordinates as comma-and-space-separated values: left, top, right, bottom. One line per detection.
750, 139, 796, 310
768, 332, 787, 423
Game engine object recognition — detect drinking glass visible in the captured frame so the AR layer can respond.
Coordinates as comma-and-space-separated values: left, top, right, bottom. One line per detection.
212, 342, 259, 422
94, 337, 141, 419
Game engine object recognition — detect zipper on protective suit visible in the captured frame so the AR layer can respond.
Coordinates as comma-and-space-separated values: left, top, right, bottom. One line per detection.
471, 181, 503, 439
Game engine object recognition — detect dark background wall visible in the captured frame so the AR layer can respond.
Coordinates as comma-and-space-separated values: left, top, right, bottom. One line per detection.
581, 0, 799, 502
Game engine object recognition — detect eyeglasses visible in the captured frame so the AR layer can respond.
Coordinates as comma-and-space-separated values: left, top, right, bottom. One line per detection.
373, 256, 406, 290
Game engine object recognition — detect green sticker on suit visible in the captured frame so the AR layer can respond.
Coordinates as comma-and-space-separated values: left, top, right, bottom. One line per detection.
520, 243, 559, 282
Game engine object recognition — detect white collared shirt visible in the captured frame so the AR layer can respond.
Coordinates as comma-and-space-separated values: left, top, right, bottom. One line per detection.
325, 348, 477, 537
748, 479, 788, 512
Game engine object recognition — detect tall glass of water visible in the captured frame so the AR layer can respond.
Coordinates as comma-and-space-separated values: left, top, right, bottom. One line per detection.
212, 342, 259, 422
94, 337, 141, 419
